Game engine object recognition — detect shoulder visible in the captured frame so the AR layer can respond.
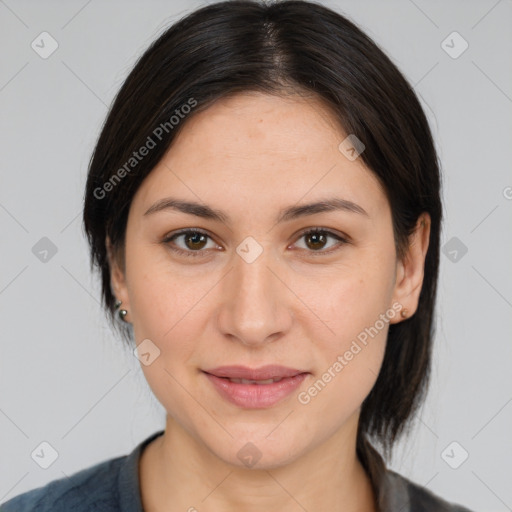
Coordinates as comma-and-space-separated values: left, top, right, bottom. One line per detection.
0, 455, 126, 512
383, 470, 475, 512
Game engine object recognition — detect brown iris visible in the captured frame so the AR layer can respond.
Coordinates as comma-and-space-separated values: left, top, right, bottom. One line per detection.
184, 232, 208, 250
304, 231, 328, 251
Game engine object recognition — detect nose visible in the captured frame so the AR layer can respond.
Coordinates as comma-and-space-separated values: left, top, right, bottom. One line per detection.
216, 244, 293, 348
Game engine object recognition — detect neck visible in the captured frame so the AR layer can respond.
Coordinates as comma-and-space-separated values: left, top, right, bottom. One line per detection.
140, 414, 377, 512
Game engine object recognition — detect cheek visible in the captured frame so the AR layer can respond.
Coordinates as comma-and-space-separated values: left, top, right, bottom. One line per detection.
315, 261, 394, 345
298, 275, 390, 421
301, 253, 394, 404
129, 272, 202, 371
126, 243, 199, 340
126, 249, 207, 375
129, 272, 202, 425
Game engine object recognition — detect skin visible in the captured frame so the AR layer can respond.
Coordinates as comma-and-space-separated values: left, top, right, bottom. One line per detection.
108, 91, 430, 512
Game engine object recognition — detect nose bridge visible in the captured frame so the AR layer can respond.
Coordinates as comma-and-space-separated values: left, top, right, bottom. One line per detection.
218, 240, 291, 346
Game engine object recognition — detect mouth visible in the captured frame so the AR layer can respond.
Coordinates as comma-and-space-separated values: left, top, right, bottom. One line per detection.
201, 365, 310, 408
202, 364, 307, 380
216, 376, 287, 385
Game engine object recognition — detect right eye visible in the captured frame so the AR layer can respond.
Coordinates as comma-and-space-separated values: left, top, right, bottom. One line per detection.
162, 229, 220, 258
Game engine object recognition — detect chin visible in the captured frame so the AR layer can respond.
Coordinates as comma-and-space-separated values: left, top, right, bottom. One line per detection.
204, 423, 310, 470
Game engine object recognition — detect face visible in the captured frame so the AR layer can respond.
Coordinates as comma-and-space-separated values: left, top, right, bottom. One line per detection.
110, 91, 429, 469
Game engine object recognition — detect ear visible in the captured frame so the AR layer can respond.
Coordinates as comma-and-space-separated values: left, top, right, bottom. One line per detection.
106, 236, 131, 322
389, 213, 431, 324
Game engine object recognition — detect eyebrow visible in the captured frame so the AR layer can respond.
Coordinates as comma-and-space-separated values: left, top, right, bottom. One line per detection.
143, 196, 369, 223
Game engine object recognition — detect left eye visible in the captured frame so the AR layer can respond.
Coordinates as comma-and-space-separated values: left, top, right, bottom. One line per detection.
293, 228, 348, 254
163, 228, 348, 258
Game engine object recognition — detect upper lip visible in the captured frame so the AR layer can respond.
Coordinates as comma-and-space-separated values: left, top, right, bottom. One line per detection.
202, 365, 308, 380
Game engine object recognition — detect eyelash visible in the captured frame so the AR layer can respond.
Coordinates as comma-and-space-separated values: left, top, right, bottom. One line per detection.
162, 228, 349, 259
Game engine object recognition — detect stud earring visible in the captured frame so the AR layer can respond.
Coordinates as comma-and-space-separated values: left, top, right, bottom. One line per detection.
400, 308, 409, 319
114, 299, 128, 322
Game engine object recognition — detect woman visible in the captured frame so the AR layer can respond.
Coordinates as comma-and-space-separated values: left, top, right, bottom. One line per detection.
2, 1, 475, 510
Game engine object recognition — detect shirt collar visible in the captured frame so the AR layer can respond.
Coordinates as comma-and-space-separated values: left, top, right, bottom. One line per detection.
117, 430, 165, 512
357, 435, 411, 512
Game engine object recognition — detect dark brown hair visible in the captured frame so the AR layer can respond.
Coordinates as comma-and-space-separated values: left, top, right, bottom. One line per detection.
82, 0, 442, 481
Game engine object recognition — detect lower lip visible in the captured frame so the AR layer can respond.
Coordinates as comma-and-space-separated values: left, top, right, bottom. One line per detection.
203, 372, 309, 409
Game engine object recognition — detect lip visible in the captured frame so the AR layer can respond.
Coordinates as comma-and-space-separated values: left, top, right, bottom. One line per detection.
202, 365, 306, 380
202, 365, 310, 409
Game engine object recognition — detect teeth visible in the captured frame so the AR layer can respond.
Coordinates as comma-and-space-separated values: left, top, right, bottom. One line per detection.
228, 377, 283, 384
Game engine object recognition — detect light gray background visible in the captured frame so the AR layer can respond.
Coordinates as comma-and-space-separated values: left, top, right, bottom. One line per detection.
1, 0, 511, 510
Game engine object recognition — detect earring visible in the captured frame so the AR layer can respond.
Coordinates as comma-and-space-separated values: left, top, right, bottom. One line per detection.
401, 308, 409, 319
114, 299, 128, 322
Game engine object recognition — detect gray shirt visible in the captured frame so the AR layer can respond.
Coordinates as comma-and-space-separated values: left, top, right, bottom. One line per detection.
0, 430, 474, 511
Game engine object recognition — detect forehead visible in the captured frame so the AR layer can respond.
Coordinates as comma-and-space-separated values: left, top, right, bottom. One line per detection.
132, 92, 388, 221
172, 91, 345, 160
